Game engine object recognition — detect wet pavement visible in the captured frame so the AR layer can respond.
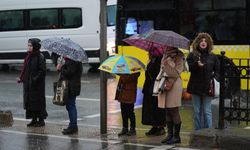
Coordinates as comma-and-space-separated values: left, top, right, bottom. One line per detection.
0, 65, 243, 150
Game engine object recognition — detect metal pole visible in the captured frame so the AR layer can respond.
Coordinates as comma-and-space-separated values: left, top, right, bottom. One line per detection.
100, 0, 108, 134
218, 51, 225, 129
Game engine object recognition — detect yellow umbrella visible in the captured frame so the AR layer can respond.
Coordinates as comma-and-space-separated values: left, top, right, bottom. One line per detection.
98, 55, 145, 74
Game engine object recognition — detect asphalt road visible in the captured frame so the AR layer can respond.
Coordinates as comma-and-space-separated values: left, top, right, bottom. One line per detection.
0, 64, 102, 126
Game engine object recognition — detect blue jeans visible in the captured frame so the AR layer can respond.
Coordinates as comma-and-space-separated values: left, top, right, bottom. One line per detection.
66, 96, 77, 128
192, 94, 212, 130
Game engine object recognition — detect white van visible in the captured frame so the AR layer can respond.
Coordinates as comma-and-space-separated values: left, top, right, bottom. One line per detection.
0, 0, 100, 64
107, 0, 117, 56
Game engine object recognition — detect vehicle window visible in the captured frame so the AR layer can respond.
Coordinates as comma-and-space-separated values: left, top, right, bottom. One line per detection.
107, 5, 117, 26
180, 0, 212, 11
138, 20, 154, 34
62, 8, 82, 28
214, 0, 246, 9
180, 10, 247, 43
30, 9, 58, 29
0, 10, 24, 31
125, 17, 137, 35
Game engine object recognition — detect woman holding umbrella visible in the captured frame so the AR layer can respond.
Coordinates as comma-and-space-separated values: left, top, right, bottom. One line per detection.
158, 47, 185, 145
17, 38, 47, 127
56, 57, 83, 135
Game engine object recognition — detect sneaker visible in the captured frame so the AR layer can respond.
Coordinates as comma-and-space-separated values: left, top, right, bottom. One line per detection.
62, 127, 78, 135
145, 127, 158, 136
127, 128, 136, 136
118, 128, 128, 136
154, 127, 166, 136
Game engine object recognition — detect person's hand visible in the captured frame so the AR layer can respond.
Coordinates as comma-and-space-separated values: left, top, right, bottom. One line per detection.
56, 64, 62, 71
17, 78, 22, 83
197, 60, 204, 67
197, 57, 204, 67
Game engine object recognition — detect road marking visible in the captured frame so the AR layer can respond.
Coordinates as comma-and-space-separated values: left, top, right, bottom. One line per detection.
84, 105, 142, 118
0, 130, 160, 148
0, 130, 120, 144
46, 96, 99, 102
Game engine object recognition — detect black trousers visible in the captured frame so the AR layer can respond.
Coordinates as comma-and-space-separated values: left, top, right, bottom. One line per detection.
120, 102, 135, 129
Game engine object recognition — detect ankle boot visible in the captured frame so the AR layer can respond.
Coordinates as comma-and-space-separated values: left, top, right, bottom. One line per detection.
27, 118, 37, 127
127, 128, 136, 136
166, 123, 181, 144
118, 128, 128, 136
161, 122, 173, 144
36, 118, 45, 127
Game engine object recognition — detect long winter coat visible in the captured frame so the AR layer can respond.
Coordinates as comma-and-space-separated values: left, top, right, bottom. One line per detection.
158, 50, 184, 108
115, 73, 140, 104
142, 56, 166, 125
187, 33, 220, 96
60, 59, 83, 97
23, 53, 47, 119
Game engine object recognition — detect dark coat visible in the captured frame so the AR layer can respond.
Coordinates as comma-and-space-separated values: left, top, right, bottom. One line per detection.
142, 57, 166, 125
23, 53, 47, 119
60, 59, 82, 97
187, 33, 220, 96
142, 57, 162, 95
115, 73, 140, 104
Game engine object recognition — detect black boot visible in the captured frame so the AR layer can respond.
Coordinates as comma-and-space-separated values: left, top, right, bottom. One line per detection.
27, 118, 37, 127
166, 123, 181, 144
36, 118, 45, 127
145, 126, 158, 136
127, 128, 136, 136
161, 122, 173, 144
118, 128, 128, 136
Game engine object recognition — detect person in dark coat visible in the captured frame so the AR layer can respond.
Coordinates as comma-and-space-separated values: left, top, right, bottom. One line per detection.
115, 72, 140, 136
142, 50, 166, 136
187, 32, 220, 130
17, 38, 47, 127
56, 57, 82, 135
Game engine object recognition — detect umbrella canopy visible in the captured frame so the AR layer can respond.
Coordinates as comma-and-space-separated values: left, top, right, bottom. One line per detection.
123, 29, 190, 53
41, 37, 88, 62
98, 55, 145, 74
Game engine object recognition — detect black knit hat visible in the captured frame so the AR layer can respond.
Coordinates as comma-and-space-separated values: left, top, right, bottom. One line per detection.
28, 38, 41, 52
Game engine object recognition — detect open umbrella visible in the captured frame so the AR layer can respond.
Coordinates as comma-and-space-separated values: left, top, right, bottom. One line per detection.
98, 55, 145, 74
41, 37, 88, 62
123, 29, 190, 53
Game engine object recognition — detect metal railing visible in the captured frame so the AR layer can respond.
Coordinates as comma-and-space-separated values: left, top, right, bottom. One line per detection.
218, 51, 250, 129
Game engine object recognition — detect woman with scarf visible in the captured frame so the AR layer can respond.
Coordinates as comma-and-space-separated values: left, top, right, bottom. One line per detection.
17, 38, 47, 127
187, 33, 220, 130
158, 48, 184, 145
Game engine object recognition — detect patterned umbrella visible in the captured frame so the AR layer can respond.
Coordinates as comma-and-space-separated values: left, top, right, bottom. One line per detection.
98, 55, 145, 74
41, 37, 88, 62
123, 29, 190, 53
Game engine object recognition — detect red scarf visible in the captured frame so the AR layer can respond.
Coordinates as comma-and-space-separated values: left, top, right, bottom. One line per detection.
18, 51, 39, 82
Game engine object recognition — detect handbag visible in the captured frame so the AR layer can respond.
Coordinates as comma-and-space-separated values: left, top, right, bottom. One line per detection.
53, 80, 68, 106
164, 79, 175, 91
208, 78, 220, 97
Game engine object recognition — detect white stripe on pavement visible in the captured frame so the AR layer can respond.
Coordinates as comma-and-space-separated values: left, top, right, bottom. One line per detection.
84, 105, 142, 118
0, 130, 119, 144
46, 96, 99, 102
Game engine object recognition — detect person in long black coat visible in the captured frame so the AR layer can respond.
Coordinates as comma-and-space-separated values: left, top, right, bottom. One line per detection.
18, 38, 47, 127
142, 50, 166, 136
56, 57, 82, 135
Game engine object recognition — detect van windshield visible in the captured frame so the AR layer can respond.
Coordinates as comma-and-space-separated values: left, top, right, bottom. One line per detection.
107, 4, 117, 26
